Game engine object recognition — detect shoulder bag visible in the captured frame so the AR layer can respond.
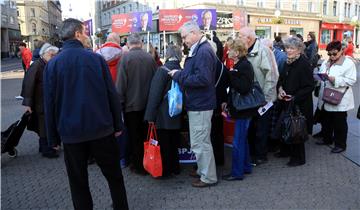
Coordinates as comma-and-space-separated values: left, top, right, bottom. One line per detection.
230, 81, 266, 111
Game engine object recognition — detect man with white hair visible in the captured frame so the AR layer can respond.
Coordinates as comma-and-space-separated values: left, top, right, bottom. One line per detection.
96, 32, 122, 82
238, 27, 279, 166
168, 21, 218, 187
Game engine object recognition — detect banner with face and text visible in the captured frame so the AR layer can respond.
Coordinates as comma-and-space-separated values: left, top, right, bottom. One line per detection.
233, 9, 247, 30
159, 9, 217, 31
112, 11, 152, 33
83, 19, 93, 36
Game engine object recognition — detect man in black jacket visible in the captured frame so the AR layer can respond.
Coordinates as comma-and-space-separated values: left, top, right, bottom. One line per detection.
43, 18, 128, 210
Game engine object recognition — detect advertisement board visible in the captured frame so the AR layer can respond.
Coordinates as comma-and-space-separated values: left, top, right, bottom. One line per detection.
112, 11, 152, 33
233, 9, 247, 30
83, 19, 93, 36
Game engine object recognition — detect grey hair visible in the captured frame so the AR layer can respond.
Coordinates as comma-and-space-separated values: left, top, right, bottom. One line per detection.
59, 18, 84, 41
39, 43, 59, 56
239, 27, 256, 40
284, 37, 305, 52
261, 38, 273, 49
127, 33, 142, 45
165, 45, 182, 61
179, 21, 201, 34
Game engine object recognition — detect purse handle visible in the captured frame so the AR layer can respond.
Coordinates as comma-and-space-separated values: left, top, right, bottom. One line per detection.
147, 123, 158, 142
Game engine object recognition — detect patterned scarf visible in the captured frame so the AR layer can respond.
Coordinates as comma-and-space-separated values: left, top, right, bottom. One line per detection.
286, 54, 301, 64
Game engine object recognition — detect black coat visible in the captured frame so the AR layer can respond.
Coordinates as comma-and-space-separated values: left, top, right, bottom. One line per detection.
228, 56, 258, 119
277, 55, 314, 133
214, 58, 230, 113
21, 58, 46, 137
144, 60, 182, 130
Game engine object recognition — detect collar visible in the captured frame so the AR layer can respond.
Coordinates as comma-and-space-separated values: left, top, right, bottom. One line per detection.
102, 42, 121, 49
188, 36, 207, 57
326, 55, 346, 68
62, 39, 84, 50
247, 39, 259, 57
129, 47, 142, 51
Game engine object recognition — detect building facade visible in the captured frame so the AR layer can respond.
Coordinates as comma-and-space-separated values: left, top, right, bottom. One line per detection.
47, 0, 62, 46
1, 0, 21, 58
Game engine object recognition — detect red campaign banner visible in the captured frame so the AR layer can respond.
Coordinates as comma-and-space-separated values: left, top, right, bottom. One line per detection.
233, 9, 247, 30
112, 14, 134, 33
112, 11, 153, 34
159, 9, 217, 31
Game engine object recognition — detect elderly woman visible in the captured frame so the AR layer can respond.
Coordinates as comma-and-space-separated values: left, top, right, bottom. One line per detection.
21, 43, 60, 158
222, 38, 257, 180
144, 45, 182, 178
315, 41, 357, 153
276, 37, 314, 167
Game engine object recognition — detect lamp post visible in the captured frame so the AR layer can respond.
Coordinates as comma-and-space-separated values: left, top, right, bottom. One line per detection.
275, 10, 281, 37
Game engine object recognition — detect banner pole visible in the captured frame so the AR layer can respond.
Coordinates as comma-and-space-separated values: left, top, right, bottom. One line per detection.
232, 29, 235, 39
147, 31, 150, 53
163, 31, 166, 60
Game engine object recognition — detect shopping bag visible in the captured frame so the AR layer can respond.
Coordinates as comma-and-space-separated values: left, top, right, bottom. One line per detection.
143, 123, 162, 177
281, 102, 309, 144
168, 80, 183, 117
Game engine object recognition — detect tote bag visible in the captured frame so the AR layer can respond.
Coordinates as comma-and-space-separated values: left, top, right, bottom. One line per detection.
143, 123, 162, 177
168, 80, 183, 117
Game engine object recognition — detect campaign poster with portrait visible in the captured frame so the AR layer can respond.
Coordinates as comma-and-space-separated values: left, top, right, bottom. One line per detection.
83, 19, 93, 36
233, 9, 247, 30
159, 9, 217, 31
112, 11, 152, 33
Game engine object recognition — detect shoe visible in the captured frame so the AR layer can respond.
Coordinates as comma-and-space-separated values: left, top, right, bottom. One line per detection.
252, 158, 268, 166
312, 131, 323, 138
331, 147, 345, 153
315, 140, 332, 145
15, 95, 23, 100
189, 170, 200, 178
274, 152, 289, 158
191, 179, 217, 188
42, 152, 59, 158
286, 160, 305, 167
222, 174, 243, 181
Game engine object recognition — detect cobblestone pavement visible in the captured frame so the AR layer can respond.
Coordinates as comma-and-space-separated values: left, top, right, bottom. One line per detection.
1, 72, 360, 210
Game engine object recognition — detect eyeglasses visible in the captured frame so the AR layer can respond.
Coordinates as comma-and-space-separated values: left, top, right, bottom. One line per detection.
327, 52, 339, 56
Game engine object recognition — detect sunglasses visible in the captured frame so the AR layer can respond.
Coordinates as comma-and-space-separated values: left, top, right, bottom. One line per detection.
327, 52, 339, 56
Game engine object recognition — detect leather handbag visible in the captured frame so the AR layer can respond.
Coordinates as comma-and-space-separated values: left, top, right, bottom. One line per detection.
230, 81, 266, 111
143, 123, 162, 177
322, 86, 349, 105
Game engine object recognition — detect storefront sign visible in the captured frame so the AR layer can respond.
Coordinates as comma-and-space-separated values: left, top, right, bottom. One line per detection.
257, 17, 302, 25
112, 11, 152, 33
159, 9, 217, 31
233, 9, 247, 30
83, 19, 93, 36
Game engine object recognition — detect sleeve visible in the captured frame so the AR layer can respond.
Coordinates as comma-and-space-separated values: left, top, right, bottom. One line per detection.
24, 50, 32, 70
173, 49, 214, 88
115, 55, 128, 108
294, 62, 314, 104
229, 63, 253, 95
21, 63, 38, 107
260, 47, 279, 102
100, 57, 124, 132
144, 70, 168, 122
43, 61, 58, 147
333, 60, 357, 88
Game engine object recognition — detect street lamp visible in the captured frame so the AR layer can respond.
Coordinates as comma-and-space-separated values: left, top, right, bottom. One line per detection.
275, 10, 281, 37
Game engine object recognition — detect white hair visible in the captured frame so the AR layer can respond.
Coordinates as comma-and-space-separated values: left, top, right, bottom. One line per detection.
179, 21, 201, 34
239, 27, 256, 40
39, 43, 59, 56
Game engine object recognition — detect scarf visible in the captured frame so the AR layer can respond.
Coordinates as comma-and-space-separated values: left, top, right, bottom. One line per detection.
286, 54, 301, 64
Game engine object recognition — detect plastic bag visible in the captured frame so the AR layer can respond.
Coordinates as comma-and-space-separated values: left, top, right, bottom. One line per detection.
168, 80, 183, 117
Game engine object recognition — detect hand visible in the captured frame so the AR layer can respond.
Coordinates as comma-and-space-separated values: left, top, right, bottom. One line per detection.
24, 106, 32, 113
168, 69, 179, 77
277, 87, 287, 100
221, 103, 227, 111
114, 131, 123, 137
148, 121, 155, 125
328, 76, 335, 83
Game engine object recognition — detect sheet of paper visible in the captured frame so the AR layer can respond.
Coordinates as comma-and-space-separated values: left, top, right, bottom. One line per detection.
258, 101, 274, 116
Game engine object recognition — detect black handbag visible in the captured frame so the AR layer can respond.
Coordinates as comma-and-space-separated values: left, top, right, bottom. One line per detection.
230, 81, 266, 111
357, 105, 360, 120
281, 101, 309, 144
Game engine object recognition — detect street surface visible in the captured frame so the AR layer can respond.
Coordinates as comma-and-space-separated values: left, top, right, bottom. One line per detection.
1, 60, 359, 210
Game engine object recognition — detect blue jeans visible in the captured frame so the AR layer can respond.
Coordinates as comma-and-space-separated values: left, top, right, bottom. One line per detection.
231, 119, 252, 178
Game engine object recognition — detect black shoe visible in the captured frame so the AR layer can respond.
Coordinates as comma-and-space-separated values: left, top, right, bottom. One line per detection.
274, 152, 289, 158
287, 160, 305, 167
331, 147, 345, 153
315, 140, 332, 145
252, 158, 268, 166
42, 152, 59, 158
312, 131, 323, 138
222, 174, 243, 181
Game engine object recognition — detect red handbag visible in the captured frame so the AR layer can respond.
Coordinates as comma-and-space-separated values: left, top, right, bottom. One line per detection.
143, 123, 162, 177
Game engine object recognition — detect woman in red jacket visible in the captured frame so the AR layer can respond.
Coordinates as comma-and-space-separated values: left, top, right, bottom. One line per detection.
344, 37, 354, 57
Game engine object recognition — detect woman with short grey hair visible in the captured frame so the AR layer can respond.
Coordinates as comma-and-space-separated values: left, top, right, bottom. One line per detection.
144, 44, 183, 178
21, 43, 60, 158
274, 36, 314, 167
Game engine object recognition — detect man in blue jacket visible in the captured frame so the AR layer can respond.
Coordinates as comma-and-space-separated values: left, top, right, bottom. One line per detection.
169, 21, 218, 187
43, 18, 128, 210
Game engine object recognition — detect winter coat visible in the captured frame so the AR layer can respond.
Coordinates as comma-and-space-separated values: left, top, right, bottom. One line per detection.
214, 58, 230, 114
144, 60, 182, 129
116, 47, 157, 113
277, 55, 314, 132
43, 39, 124, 146
273, 48, 287, 75
21, 58, 47, 137
317, 56, 357, 112
246, 39, 279, 102
173, 37, 217, 111
96, 42, 122, 82
304, 40, 319, 67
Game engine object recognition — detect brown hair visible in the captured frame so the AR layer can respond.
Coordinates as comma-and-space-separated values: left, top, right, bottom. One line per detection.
228, 38, 247, 58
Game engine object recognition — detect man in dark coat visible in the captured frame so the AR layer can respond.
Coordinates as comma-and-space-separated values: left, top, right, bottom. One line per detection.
43, 18, 128, 210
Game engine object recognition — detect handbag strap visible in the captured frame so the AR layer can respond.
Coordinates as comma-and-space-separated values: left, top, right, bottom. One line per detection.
215, 61, 223, 88
147, 123, 158, 142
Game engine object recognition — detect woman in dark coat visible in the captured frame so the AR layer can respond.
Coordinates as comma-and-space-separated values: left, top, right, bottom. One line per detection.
144, 45, 183, 177
21, 43, 60, 158
276, 37, 314, 167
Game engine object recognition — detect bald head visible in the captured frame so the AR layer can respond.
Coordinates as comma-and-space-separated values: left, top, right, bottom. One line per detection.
239, 27, 256, 48
106, 33, 120, 44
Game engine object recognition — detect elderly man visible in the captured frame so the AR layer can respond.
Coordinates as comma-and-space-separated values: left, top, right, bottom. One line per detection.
43, 18, 128, 210
238, 27, 279, 166
168, 21, 218, 187
96, 32, 122, 82
138, 12, 151, 32
116, 33, 157, 175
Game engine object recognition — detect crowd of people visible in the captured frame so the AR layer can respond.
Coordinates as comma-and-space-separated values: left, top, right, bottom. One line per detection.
17, 17, 358, 209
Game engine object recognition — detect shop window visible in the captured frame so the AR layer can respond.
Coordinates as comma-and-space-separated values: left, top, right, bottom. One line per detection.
290, 27, 303, 36
321, 30, 331, 44
255, 26, 271, 39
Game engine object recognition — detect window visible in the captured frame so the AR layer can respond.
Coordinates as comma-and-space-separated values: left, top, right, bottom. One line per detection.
344, 2, 347, 17
290, 27, 303, 36
275, 0, 281, 9
292, 0, 298, 11
9, 16, 14, 24
117, 8, 120, 14
32, 23, 36, 34
237, 0, 244, 5
321, 29, 331, 44
257, 0, 264, 8
356, 5, 358, 16
123, 6, 125, 13
323, 0, 327, 15
348, 3, 351, 17
308, 1, 313, 12
30, 8, 35, 17
333, 1, 337, 16
255, 26, 271, 39
17, 10, 19, 17
10, 1, 16, 9
129, 4, 132, 12
136, 2, 139, 10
